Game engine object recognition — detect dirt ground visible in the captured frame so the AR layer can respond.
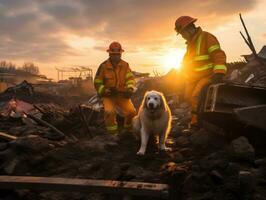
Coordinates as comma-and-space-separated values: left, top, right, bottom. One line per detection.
0, 77, 266, 200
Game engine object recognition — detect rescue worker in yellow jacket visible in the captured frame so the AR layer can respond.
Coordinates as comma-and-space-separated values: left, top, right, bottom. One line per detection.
175, 16, 227, 127
94, 42, 136, 135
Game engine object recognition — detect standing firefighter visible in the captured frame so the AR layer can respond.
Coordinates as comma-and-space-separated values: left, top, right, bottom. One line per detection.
94, 42, 136, 135
175, 16, 227, 127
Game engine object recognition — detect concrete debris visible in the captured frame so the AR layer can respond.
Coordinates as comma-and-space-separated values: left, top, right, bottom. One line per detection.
0, 62, 266, 200
226, 46, 266, 87
229, 136, 255, 163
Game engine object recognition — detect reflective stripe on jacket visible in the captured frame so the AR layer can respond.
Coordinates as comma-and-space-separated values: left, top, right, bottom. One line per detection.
94, 59, 135, 95
182, 27, 227, 81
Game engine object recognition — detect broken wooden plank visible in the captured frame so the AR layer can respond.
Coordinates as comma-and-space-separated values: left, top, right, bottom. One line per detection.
0, 176, 169, 198
78, 105, 92, 138
24, 113, 65, 139
0, 132, 17, 141
239, 13, 258, 58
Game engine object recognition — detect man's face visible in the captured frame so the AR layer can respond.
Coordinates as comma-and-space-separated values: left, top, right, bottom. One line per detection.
179, 25, 195, 41
180, 29, 191, 41
109, 53, 121, 64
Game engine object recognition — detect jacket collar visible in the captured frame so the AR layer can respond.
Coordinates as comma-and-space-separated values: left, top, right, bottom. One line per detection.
106, 58, 123, 69
186, 27, 202, 45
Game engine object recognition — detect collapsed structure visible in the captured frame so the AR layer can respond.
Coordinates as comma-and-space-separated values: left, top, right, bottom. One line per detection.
0, 14, 265, 200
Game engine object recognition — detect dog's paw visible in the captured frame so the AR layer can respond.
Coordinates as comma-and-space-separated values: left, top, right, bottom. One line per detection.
136, 151, 145, 156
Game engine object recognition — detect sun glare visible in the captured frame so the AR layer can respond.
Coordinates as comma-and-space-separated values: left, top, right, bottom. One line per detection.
160, 48, 186, 72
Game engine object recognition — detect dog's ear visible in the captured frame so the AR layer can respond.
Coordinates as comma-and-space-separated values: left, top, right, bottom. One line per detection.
144, 94, 149, 109
159, 93, 166, 110
140, 92, 148, 110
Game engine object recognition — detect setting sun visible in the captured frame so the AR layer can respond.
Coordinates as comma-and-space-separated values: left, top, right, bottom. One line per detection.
160, 48, 186, 72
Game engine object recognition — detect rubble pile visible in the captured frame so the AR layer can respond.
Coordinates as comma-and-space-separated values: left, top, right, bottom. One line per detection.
0, 61, 266, 200
226, 46, 266, 87
0, 80, 93, 108
0, 88, 265, 200
0, 81, 68, 107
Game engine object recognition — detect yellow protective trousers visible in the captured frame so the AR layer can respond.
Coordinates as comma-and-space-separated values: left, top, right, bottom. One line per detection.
102, 96, 136, 134
184, 75, 211, 125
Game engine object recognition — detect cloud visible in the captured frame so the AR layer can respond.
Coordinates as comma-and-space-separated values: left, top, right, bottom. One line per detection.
0, 0, 258, 64
39, 0, 257, 39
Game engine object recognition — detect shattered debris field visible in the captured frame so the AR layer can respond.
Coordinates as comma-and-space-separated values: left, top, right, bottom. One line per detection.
0, 64, 266, 200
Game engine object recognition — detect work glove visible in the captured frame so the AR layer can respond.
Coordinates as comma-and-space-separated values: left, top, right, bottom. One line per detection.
103, 88, 112, 96
102, 87, 119, 97
100, 88, 112, 97
211, 73, 224, 84
124, 88, 134, 98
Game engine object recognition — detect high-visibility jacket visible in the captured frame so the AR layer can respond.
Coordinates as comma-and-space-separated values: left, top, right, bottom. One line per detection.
181, 27, 227, 81
94, 59, 135, 95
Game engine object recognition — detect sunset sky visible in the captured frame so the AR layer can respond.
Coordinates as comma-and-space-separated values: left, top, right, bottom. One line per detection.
0, 0, 265, 80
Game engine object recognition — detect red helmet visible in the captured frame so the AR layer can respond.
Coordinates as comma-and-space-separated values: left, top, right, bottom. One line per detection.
175, 16, 197, 33
107, 41, 124, 54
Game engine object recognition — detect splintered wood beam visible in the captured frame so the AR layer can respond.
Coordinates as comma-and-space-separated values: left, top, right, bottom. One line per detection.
239, 13, 258, 57
24, 113, 66, 139
0, 132, 17, 141
0, 176, 169, 199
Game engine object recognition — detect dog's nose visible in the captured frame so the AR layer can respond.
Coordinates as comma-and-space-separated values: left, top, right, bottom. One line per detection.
148, 102, 154, 109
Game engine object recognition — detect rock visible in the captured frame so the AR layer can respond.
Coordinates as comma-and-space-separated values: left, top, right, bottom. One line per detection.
225, 162, 242, 176
125, 165, 143, 177
119, 163, 131, 171
229, 136, 255, 162
0, 142, 8, 151
8, 126, 29, 136
160, 162, 188, 198
160, 162, 188, 184
175, 136, 190, 147
9, 135, 53, 154
258, 178, 266, 186
255, 158, 266, 179
239, 171, 255, 199
107, 165, 123, 180
174, 108, 189, 118
84, 134, 118, 153
190, 128, 225, 149
199, 151, 229, 171
255, 158, 266, 167
170, 124, 183, 135
124, 165, 153, 181
42, 131, 65, 140
3, 158, 20, 174
210, 170, 224, 184
179, 148, 192, 157
189, 128, 210, 148
183, 173, 210, 194
191, 171, 206, 180
169, 151, 184, 163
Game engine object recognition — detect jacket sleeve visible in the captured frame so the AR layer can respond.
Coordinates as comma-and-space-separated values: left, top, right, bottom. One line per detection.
94, 64, 105, 95
125, 64, 135, 90
206, 33, 227, 74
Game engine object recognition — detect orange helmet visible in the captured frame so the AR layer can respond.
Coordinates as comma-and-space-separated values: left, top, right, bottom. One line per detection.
107, 41, 124, 54
175, 16, 197, 33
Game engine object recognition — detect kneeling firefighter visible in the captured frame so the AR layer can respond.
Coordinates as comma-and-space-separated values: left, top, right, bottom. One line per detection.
175, 16, 227, 128
94, 42, 136, 135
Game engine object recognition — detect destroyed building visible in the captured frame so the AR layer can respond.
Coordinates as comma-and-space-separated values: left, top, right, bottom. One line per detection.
0, 14, 266, 200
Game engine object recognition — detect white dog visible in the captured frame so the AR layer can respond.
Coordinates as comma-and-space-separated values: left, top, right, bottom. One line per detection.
133, 90, 172, 155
